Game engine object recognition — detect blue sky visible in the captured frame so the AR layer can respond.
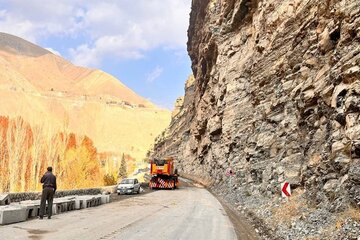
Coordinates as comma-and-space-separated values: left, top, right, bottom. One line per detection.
0, 0, 192, 109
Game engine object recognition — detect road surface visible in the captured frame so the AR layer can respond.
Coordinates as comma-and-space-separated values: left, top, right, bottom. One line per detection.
0, 182, 247, 240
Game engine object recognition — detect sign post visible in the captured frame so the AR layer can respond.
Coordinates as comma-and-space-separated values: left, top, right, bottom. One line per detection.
281, 181, 291, 198
226, 168, 235, 191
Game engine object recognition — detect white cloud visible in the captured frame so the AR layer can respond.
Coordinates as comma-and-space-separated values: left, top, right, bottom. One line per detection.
146, 66, 163, 83
69, 31, 148, 67
0, 0, 83, 42
45, 47, 61, 56
0, 0, 192, 67
0, 10, 36, 42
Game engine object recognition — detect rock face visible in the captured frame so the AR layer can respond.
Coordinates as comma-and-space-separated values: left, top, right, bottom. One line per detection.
153, 0, 360, 239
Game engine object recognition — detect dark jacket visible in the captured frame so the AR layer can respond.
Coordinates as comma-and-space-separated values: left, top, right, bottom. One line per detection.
41, 171, 57, 192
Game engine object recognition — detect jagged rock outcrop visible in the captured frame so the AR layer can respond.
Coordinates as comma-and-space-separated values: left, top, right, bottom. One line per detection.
153, 0, 360, 239
153, 75, 196, 159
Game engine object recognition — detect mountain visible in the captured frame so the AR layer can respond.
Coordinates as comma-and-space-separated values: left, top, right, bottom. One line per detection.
0, 32, 153, 106
0, 32, 171, 163
152, 1, 360, 239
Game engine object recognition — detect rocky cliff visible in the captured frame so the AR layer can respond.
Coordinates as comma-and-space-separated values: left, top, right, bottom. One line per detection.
153, 0, 360, 239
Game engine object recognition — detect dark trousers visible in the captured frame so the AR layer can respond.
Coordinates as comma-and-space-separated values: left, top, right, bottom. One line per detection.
39, 187, 54, 217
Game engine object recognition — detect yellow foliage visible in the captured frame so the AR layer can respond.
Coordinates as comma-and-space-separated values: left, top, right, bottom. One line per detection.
0, 116, 141, 192
0, 116, 105, 192
127, 160, 136, 176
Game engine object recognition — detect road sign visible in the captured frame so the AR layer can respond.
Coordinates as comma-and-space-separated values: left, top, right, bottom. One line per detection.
281, 182, 291, 197
226, 168, 235, 192
226, 168, 235, 177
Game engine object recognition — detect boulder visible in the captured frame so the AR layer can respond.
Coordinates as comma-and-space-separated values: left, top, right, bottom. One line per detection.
348, 159, 360, 184
331, 141, 345, 154
323, 179, 339, 193
281, 153, 302, 185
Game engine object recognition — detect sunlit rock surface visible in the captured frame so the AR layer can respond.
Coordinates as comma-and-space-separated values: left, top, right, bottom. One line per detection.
153, 1, 360, 239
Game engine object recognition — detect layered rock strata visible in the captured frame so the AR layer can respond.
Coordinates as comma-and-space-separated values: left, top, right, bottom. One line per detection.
153, 0, 360, 239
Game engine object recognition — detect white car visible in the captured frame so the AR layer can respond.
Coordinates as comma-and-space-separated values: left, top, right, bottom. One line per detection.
117, 178, 141, 195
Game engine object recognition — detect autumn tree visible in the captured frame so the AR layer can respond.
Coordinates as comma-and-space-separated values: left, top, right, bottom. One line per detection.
0, 116, 9, 192
100, 152, 120, 184
118, 153, 127, 180
5, 117, 34, 192
60, 135, 103, 189
126, 155, 136, 176
0, 115, 108, 192
29, 123, 50, 191
103, 174, 116, 186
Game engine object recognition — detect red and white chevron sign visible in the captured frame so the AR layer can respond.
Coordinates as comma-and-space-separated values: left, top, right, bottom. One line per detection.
159, 179, 165, 187
225, 168, 235, 177
281, 182, 291, 197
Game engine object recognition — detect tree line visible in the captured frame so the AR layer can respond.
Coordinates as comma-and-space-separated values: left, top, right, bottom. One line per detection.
0, 116, 133, 193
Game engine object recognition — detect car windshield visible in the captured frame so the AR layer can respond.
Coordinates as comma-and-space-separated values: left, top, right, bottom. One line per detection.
121, 179, 134, 184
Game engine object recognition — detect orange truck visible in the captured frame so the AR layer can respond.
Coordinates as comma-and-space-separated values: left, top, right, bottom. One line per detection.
149, 157, 179, 189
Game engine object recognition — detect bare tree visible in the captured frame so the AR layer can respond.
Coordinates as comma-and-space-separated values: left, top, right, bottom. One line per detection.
0, 125, 9, 192
6, 117, 28, 192
30, 123, 46, 191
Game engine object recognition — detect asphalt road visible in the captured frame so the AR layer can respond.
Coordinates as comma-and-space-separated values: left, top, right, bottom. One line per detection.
0, 181, 248, 240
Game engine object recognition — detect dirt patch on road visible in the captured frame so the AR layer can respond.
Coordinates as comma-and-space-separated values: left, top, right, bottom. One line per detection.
12, 226, 50, 240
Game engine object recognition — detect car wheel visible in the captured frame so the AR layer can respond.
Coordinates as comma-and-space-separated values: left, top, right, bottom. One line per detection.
137, 188, 140, 194
117, 193, 120, 195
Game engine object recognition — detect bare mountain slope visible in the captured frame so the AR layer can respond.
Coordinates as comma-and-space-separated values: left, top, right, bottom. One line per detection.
0, 32, 152, 107
0, 32, 170, 162
0, 32, 50, 57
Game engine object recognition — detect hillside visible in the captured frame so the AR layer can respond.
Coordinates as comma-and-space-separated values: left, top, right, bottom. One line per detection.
0, 32, 171, 190
152, 1, 360, 239
0, 32, 153, 106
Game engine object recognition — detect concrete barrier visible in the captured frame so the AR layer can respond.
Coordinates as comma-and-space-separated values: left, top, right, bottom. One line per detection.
76, 196, 95, 208
0, 205, 27, 225
0, 193, 111, 225
15, 200, 41, 218
98, 195, 110, 204
58, 198, 75, 210
0, 194, 10, 205
53, 197, 75, 214
94, 196, 101, 206
74, 197, 85, 210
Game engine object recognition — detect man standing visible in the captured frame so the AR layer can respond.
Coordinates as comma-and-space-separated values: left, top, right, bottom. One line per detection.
39, 166, 57, 219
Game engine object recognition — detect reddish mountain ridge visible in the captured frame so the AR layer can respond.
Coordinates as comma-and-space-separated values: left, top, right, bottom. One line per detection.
0, 32, 171, 162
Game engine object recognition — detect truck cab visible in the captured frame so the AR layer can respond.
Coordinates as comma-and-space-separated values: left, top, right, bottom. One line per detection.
149, 157, 179, 189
